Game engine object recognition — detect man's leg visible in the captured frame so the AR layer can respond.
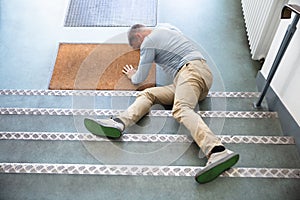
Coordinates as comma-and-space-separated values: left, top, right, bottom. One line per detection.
172, 61, 222, 156
84, 85, 175, 138
172, 60, 239, 184
118, 85, 175, 127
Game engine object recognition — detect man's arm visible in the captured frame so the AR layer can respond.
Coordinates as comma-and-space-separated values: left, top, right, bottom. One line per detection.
123, 47, 155, 84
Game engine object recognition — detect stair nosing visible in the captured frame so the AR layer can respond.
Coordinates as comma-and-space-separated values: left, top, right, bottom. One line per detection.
0, 89, 260, 98
0, 131, 294, 145
1, 162, 299, 179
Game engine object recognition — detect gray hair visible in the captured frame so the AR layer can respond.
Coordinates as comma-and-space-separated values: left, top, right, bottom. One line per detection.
128, 24, 146, 47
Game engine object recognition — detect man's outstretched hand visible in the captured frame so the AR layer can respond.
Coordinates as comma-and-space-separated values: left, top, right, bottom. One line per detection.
122, 64, 137, 80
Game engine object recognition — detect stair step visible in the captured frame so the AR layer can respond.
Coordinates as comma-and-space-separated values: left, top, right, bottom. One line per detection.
1, 163, 299, 179
1, 140, 299, 168
0, 90, 267, 111
0, 89, 261, 98
0, 107, 277, 118
0, 132, 295, 145
1, 173, 299, 200
0, 95, 267, 111
0, 115, 283, 136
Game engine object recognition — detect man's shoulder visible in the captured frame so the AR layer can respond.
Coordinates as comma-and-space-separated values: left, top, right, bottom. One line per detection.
155, 23, 182, 33
150, 27, 180, 40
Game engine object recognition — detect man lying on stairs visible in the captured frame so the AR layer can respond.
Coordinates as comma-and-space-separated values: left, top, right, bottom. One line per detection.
84, 23, 239, 184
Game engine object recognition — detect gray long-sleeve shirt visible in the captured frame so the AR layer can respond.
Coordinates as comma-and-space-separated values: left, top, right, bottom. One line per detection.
131, 25, 205, 84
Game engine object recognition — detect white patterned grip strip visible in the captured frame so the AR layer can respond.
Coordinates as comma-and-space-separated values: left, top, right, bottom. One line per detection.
0, 163, 299, 179
0, 132, 295, 145
0, 89, 260, 98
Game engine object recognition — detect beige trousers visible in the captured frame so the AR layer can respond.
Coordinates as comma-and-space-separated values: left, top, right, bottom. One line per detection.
119, 60, 223, 156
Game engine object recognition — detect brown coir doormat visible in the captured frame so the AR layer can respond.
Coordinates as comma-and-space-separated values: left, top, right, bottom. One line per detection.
49, 43, 156, 90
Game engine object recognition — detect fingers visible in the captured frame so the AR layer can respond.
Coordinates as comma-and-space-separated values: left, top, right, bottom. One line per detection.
122, 64, 137, 80
122, 64, 134, 74
125, 64, 134, 71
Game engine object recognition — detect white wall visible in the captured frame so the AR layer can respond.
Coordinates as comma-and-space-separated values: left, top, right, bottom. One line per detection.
261, 0, 300, 125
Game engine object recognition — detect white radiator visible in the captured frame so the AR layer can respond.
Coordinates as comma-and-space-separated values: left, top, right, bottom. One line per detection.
241, 0, 288, 60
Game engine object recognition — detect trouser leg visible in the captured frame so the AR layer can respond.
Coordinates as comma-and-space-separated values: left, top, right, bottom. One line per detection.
172, 60, 223, 157
118, 85, 175, 127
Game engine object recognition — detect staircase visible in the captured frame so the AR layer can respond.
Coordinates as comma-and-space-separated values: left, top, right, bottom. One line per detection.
0, 89, 299, 200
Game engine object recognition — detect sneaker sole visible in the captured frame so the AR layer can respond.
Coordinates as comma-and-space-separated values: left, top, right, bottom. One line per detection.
84, 118, 122, 139
195, 153, 239, 184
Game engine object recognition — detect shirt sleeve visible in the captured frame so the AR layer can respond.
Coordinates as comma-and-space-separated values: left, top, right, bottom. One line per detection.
131, 47, 155, 85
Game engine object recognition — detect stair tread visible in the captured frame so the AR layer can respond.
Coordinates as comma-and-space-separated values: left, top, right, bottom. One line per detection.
0, 107, 278, 118
1, 140, 299, 168
1, 174, 299, 200
0, 89, 261, 98
0, 91, 269, 111
0, 131, 295, 145
0, 115, 284, 135
1, 162, 299, 179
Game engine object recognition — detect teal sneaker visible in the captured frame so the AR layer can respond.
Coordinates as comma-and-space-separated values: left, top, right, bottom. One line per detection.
84, 118, 124, 139
195, 149, 239, 184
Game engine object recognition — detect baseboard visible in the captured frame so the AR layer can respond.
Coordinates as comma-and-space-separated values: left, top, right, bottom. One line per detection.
256, 71, 300, 152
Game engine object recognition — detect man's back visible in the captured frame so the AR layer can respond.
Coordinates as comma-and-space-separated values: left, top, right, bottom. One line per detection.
141, 27, 205, 77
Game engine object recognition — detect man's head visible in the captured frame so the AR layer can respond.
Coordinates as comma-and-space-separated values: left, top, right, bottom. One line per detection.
128, 24, 152, 50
